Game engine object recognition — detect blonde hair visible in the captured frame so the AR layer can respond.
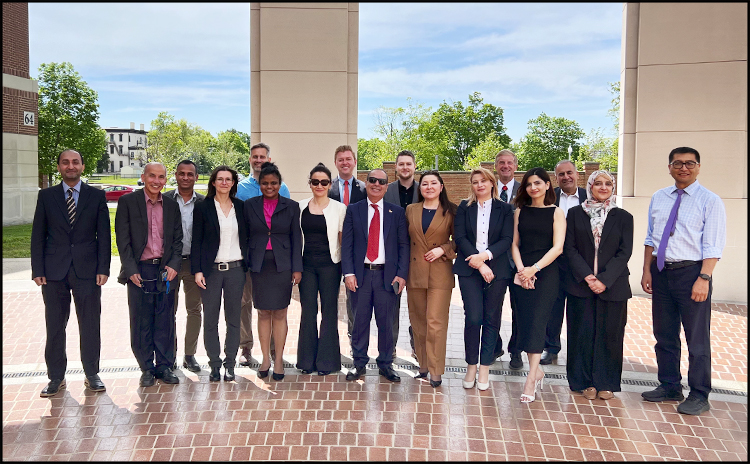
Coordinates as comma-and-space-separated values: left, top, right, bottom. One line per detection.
466, 166, 500, 205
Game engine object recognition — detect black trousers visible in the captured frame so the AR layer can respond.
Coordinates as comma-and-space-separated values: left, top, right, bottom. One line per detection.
566, 295, 627, 392
42, 267, 102, 380
494, 283, 519, 357
459, 272, 508, 366
544, 287, 568, 354
351, 268, 398, 369
127, 262, 176, 374
200, 265, 245, 369
651, 261, 712, 400
297, 263, 342, 372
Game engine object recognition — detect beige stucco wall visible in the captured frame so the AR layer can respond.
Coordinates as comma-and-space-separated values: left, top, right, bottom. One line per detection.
2, 133, 39, 226
619, 3, 747, 303
250, 3, 358, 200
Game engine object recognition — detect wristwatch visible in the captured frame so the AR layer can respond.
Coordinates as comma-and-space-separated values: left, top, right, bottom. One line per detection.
699, 273, 712, 281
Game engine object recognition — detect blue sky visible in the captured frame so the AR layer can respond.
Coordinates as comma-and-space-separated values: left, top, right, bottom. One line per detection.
29, 3, 622, 144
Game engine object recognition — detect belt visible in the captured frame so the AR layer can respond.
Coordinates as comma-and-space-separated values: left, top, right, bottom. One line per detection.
664, 260, 702, 270
365, 263, 385, 270
140, 258, 161, 265
212, 260, 244, 271
182, 255, 190, 260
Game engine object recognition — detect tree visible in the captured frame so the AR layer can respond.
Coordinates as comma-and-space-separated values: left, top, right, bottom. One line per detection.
146, 112, 214, 174
96, 150, 110, 173
463, 132, 507, 170
209, 130, 250, 172
36, 62, 107, 183
576, 128, 618, 171
515, 113, 584, 171
356, 137, 390, 170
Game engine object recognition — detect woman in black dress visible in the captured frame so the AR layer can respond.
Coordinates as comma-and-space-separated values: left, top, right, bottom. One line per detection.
564, 170, 633, 400
244, 162, 303, 381
511, 167, 566, 403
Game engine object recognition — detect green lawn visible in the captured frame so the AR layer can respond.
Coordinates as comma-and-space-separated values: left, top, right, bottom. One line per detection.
2, 223, 33, 258
89, 174, 211, 186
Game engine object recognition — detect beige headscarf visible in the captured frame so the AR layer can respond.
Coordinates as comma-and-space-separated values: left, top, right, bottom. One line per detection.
580, 170, 617, 275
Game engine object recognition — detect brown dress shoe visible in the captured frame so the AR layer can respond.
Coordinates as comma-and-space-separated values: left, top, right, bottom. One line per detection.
598, 390, 615, 400
582, 387, 598, 400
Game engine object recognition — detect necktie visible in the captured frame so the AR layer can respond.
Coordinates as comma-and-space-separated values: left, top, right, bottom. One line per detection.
656, 189, 684, 271
366, 204, 379, 262
66, 189, 76, 227
500, 185, 508, 202
343, 180, 350, 206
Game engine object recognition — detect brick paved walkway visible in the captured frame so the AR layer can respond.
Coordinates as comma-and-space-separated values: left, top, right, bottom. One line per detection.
3, 270, 747, 461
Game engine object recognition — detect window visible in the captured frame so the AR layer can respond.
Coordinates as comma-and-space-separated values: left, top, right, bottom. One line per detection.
119, 134, 123, 142
110, 145, 114, 154
110, 161, 114, 171
119, 145, 123, 154
120, 161, 124, 169
110, 134, 114, 142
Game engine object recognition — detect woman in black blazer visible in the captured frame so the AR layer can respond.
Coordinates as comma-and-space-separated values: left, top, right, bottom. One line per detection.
244, 162, 303, 381
563, 170, 633, 401
191, 166, 248, 382
453, 167, 514, 391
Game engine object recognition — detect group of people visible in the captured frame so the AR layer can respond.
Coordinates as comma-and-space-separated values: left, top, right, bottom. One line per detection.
31, 144, 725, 416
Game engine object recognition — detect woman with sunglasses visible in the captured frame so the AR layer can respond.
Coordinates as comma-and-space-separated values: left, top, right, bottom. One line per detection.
295, 163, 347, 376
405, 171, 457, 388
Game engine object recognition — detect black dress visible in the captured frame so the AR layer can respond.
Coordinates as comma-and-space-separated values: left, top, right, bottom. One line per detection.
513, 206, 559, 353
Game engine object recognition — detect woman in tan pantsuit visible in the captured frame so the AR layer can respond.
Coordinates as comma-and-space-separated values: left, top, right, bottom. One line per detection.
405, 171, 457, 388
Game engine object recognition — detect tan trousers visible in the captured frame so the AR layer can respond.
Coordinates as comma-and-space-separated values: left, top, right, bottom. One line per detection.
172, 256, 203, 356
407, 287, 452, 375
239, 271, 254, 350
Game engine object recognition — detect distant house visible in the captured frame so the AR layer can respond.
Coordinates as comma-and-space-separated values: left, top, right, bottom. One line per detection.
103, 122, 148, 173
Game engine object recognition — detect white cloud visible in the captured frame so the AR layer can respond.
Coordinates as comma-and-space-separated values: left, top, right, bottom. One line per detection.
92, 79, 249, 107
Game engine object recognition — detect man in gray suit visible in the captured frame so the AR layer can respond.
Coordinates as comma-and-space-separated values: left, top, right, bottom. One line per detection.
164, 160, 205, 373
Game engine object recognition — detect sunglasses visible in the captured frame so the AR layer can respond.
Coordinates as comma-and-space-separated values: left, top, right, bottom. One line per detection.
367, 177, 388, 185
309, 179, 331, 187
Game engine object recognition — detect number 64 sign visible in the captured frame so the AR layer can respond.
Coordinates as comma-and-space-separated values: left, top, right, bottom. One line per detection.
24, 111, 35, 126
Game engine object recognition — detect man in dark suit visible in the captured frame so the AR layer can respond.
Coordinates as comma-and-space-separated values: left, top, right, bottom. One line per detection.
328, 145, 367, 354
31, 149, 111, 397
164, 160, 205, 373
342, 168, 410, 382
542, 159, 588, 365
116, 162, 183, 387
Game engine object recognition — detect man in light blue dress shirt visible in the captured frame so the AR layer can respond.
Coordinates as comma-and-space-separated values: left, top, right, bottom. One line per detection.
640, 147, 726, 416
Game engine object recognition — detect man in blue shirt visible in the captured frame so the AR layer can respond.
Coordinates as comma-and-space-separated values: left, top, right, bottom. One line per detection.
236, 142, 290, 365
640, 147, 726, 416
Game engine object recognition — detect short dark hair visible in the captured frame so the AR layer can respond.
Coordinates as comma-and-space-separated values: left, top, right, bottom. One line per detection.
514, 167, 556, 208
57, 149, 83, 164
175, 159, 197, 174
260, 161, 282, 183
250, 142, 270, 156
368, 168, 387, 179
396, 150, 416, 163
309, 162, 331, 180
207, 165, 238, 198
669, 147, 700, 164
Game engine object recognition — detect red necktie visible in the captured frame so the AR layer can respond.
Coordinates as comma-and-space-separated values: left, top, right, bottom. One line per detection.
367, 204, 379, 261
343, 180, 350, 206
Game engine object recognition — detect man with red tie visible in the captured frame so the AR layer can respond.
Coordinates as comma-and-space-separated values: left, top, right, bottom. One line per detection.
341, 168, 410, 382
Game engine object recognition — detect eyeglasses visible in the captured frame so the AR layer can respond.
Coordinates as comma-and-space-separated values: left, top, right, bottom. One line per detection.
367, 177, 388, 185
669, 160, 699, 169
309, 179, 331, 187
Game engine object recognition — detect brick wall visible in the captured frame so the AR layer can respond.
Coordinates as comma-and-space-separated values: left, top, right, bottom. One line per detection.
2, 3, 30, 79
2, 87, 38, 136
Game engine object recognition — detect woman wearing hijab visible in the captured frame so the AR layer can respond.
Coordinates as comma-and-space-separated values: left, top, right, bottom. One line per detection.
563, 170, 633, 400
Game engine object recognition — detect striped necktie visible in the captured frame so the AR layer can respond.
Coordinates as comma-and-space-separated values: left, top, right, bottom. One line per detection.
66, 189, 76, 227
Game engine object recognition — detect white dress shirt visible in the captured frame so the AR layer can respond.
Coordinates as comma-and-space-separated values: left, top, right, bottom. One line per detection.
364, 198, 386, 265
498, 179, 515, 202
175, 191, 198, 256
475, 198, 494, 260
213, 199, 243, 263
558, 188, 580, 217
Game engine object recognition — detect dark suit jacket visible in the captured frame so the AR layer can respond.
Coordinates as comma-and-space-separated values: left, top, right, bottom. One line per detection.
563, 205, 633, 301
341, 199, 410, 292
191, 196, 248, 277
553, 186, 587, 207
163, 189, 205, 204
452, 198, 514, 280
244, 196, 303, 274
31, 183, 111, 281
498, 178, 521, 211
554, 186, 587, 278
115, 188, 183, 284
384, 180, 419, 209
329, 176, 367, 205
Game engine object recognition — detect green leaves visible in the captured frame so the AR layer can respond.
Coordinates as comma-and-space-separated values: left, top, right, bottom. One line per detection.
516, 113, 584, 171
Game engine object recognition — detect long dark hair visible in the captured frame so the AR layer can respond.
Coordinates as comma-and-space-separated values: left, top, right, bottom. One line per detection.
207, 165, 238, 198
417, 170, 457, 216
513, 167, 556, 208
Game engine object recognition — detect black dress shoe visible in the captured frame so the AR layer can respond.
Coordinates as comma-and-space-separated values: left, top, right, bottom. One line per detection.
183, 355, 201, 372
509, 352, 523, 370
346, 366, 365, 381
641, 384, 684, 402
84, 374, 106, 392
139, 371, 155, 387
540, 350, 558, 365
317, 371, 331, 376
414, 371, 429, 379
298, 367, 314, 375
40, 378, 66, 397
209, 366, 221, 382
156, 368, 180, 384
430, 379, 442, 388
224, 366, 235, 382
677, 393, 710, 415
379, 366, 401, 382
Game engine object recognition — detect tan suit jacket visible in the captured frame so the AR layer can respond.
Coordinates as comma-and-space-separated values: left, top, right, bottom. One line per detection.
405, 203, 456, 290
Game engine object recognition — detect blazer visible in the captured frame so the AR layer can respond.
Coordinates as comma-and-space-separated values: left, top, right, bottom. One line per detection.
452, 198, 514, 280
329, 176, 367, 205
244, 195, 303, 274
498, 178, 521, 211
563, 205, 634, 301
115, 188, 183, 284
31, 183, 111, 281
384, 180, 419, 208
163, 189, 205, 204
298, 197, 347, 264
554, 186, 587, 207
341, 199, 410, 292
191, 196, 249, 277
554, 186, 587, 276
405, 203, 456, 290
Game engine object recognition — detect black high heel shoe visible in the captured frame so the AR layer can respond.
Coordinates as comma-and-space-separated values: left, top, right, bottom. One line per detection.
430, 378, 442, 388
272, 371, 285, 381
415, 371, 429, 379
257, 364, 270, 379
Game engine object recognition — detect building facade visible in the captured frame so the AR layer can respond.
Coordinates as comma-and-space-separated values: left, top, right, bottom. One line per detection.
102, 122, 148, 174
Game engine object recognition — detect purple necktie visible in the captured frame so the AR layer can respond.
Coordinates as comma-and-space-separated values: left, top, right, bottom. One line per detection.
656, 189, 684, 271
